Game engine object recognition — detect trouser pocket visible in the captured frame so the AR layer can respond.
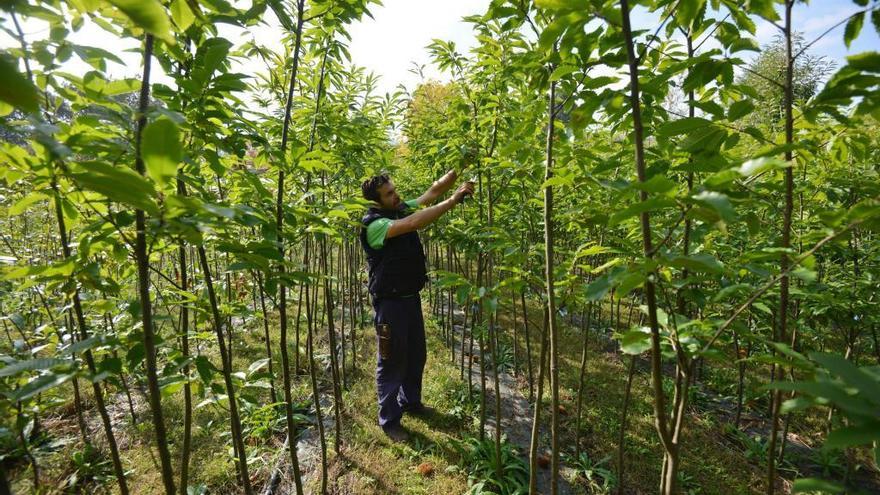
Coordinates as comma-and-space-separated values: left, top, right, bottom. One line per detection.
377, 323, 392, 360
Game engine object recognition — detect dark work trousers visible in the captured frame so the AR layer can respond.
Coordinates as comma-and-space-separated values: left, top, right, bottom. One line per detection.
373, 293, 426, 428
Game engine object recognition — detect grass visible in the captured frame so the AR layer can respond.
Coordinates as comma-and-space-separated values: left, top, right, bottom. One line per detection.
8, 292, 873, 494
308, 314, 471, 494
490, 297, 764, 494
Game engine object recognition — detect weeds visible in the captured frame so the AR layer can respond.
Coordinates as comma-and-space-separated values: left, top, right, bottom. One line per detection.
447, 382, 481, 423
65, 443, 114, 491
564, 451, 616, 494
455, 435, 528, 495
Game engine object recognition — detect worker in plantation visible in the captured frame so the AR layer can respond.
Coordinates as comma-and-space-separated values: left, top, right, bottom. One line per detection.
359, 170, 474, 442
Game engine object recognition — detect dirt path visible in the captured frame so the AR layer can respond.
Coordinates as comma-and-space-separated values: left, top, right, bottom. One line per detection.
264, 304, 581, 494
449, 313, 577, 495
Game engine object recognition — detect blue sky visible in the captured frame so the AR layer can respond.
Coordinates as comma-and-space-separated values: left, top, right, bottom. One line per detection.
345, 0, 879, 95
1, 1, 877, 97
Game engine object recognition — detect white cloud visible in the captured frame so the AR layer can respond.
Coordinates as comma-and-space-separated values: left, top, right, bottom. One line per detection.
346, 0, 490, 96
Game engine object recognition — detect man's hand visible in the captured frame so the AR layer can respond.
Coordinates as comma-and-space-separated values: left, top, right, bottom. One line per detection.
453, 181, 475, 204
388, 180, 475, 238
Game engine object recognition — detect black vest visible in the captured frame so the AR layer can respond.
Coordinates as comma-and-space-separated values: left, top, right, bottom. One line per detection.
360, 205, 428, 298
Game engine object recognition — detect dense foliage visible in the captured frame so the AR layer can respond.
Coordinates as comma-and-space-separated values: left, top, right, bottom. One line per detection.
1, 0, 879, 494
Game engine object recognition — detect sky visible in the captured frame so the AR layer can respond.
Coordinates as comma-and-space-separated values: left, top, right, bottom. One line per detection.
0, 0, 878, 99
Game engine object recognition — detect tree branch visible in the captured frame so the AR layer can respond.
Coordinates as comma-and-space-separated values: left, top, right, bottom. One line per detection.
699, 218, 864, 355
794, 3, 880, 60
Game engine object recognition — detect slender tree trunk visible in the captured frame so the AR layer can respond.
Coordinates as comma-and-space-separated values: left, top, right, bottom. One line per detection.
617, 355, 637, 495
70, 362, 89, 444
133, 34, 176, 495
543, 78, 561, 495
311, 43, 344, 455
574, 303, 593, 460
196, 246, 253, 495
177, 177, 193, 495
255, 271, 278, 404
460, 300, 470, 379
522, 290, 535, 403
618, 1, 676, 492
52, 185, 128, 495
338, 244, 347, 390
16, 404, 39, 491
274, 2, 307, 491
512, 288, 519, 376
304, 239, 329, 494
320, 236, 344, 454
733, 329, 745, 427
768, 3, 795, 493
528, 308, 550, 495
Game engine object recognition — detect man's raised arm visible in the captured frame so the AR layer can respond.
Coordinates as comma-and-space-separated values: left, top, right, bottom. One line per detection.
388, 181, 474, 239
415, 169, 458, 206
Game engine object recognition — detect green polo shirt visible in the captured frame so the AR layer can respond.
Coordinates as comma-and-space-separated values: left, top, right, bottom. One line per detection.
365, 198, 420, 249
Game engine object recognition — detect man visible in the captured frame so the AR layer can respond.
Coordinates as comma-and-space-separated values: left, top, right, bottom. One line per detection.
359, 170, 474, 442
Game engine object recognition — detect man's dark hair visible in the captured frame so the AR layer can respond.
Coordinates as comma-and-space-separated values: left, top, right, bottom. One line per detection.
361, 174, 390, 202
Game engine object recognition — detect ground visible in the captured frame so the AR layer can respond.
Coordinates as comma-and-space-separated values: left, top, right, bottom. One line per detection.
6, 296, 878, 494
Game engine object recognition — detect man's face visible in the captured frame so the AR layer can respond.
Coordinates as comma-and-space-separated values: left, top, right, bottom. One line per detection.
376, 180, 402, 210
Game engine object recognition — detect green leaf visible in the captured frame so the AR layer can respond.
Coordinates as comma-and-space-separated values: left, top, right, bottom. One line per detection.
99, 357, 122, 375
247, 358, 269, 376
585, 275, 611, 301
675, 0, 706, 29
609, 197, 677, 225
107, 0, 174, 44
633, 175, 676, 194
668, 253, 724, 274
873, 10, 880, 36
71, 44, 125, 71
738, 157, 789, 177
616, 271, 645, 297
549, 65, 579, 82
456, 285, 471, 305
728, 100, 754, 121
160, 375, 187, 397
770, 381, 876, 417
844, 11, 865, 48
101, 78, 141, 96
780, 396, 815, 414
7, 372, 74, 402
0, 56, 39, 113
126, 342, 145, 369
8, 192, 49, 216
747, 0, 779, 22
534, 0, 585, 10
142, 118, 182, 188
192, 38, 233, 90
810, 352, 880, 402
0, 358, 71, 377
618, 327, 652, 355
69, 161, 159, 215
712, 283, 750, 302
62, 336, 103, 356
729, 38, 760, 53
691, 191, 735, 222
845, 51, 880, 72
792, 478, 844, 494
825, 423, 880, 450
170, 0, 195, 32
656, 117, 713, 137
195, 355, 215, 384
